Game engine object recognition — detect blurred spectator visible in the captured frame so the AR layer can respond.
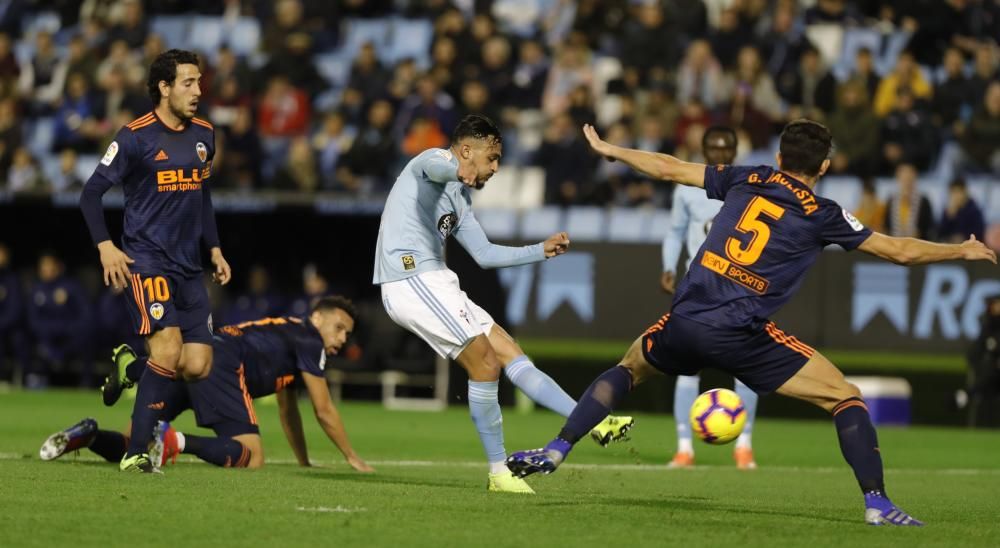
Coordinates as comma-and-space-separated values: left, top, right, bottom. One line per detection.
57, 35, 100, 92
932, 47, 973, 132
99, 67, 148, 127
273, 136, 319, 193
711, 7, 752, 69
7, 147, 41, 193
884, 163, 936, 240
847, 47, 880, 101
386, 58, 419, 105
429, 35, 461, 98
26, 252, 93, 388
96, 39, 145, 91
880, 87, 938, 172
804, 0, 862, 25
209, 78, 251, 131
898, 0, 982, 65
312, 110, 356, 190
106, 0, 148, 50
257, 75, 310, 178
959, 81, 1000, 173
509, 39, 550, 109
542, 40, 593, 116
621, 3, 681, 75
211, 46, 252, 101
760, 2, 811, 82
938, 178, 985, 243
223, 265, 286, 326
218, 105, 261, 190
93, 284, 143, 370
677, 39, 724, 110
141, 33, 165, 68
566, 83, 596, 128
720, 46, 784, 148
0, 96, 20, 175
664, 0, 708, 41
571, 0, 628, 51
472, 35, 515, 106
347, 42, 390, 102
0, 0, 25, 38
21, 31, 62, 110
672, 99, 712, 149
959, 296, 1000, 427
779, 45, 837, 119
852, 178, 886, 233
47, 149, 84, 193
262, 0, 305, 55
0, 242, 30, 383
969, 42, 999, 106
262, 32, 327, 98
394, 75, 457, 143
0, 33, 21, 88
287, 265, 328, 317
636, 82, 680, 147
340, 99, 397, 193
827, 81, 879, 176
456, 79, 500, 126
592, 120, 634, 204
535, 112, 594, 205
873, 51, 933, 118
53, 72, 102, 153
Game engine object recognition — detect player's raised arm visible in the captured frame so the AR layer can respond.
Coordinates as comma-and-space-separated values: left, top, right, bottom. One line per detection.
858, 232, 997, 266
301, 372, 374, 472
582, 124, 706, 188
275, 386, 311, 466
452, 211, 559, 268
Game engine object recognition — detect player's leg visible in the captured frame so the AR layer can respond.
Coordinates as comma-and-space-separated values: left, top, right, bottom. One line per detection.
174, 274, 215, 381
507, 336, 661, 477
154, 426, 261, 469
670, 374, 700, 468
732, 378, 758, 469
178, 342, 212, 380
121, 326, 181, 472
775, 351, 922, 526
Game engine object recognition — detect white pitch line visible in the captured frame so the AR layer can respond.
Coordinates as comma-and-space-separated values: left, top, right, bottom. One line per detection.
3, 452, 999, 476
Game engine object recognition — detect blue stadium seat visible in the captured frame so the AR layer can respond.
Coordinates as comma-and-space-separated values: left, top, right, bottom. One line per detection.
384, 18, 433, 68
26, 117, 55, 158
970, 178, 1000, 224
314, 52, 353, 89
606, 207, 647, 243
340, 18, 391, 59
520, 206, 563, 240
150, 16, 191, 50
74, 155, 99, 183
816, 176, 862, 212
565, 206, 605, 242
187, 17, 224, 55
474, 208, 518, 240
225, 17, 261, 56
22, 11, 61, 38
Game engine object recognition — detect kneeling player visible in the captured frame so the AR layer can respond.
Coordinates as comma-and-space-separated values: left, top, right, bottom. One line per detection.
40, 297, 373, 472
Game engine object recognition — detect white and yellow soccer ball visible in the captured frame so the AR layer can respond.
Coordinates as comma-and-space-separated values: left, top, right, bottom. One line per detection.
690, 388, 747, 444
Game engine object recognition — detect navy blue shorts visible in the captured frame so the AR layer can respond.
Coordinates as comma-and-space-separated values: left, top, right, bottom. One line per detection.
188, 340, 259, 437
124, 270, 213, 345
641, 313, 815, 395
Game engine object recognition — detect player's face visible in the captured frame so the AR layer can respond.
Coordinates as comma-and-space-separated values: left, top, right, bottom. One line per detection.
163, 63, 201, 120
313, 308, 355, 355
465, 138, 501, 189
703, 134, 736, 165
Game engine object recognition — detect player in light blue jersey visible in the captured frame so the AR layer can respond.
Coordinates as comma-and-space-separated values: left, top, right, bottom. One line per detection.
660, 127, 760, 470
374, 115, 632, 494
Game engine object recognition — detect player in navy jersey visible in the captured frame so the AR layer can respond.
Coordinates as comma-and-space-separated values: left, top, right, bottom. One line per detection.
507, 120, 997, 526
79, 49, 232, 473
40, 297, 373, 472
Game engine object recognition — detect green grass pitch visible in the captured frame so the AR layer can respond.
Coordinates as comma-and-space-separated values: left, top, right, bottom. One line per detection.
2, 390, 999, 547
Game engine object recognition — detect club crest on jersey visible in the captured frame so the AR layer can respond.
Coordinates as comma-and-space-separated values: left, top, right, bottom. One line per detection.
437, 213, 458, 238
196, 142, 207, 163
149, 303, 165, 320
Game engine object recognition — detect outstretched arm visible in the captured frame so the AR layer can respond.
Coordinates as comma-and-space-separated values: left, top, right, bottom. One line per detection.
453, 211, 563, 268
583, 124, 706, 187
276, 386, 310, 466
302, 372, 374, 472
858, 232, 997, 266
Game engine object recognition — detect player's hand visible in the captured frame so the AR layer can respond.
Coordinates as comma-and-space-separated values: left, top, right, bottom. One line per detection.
210, 248, 232, 285
660, 271, 676, 293
582, 123, 616, 161
960, 235, 997, 264
457, 157, 478, 187
544, 232, 570, 258
97, 240, 134, 289
347, 455, 375, 473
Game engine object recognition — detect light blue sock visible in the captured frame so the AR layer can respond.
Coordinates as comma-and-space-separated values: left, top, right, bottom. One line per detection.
468, 380, 506, 470
734, 379, 758, 448
674, 374, 700, 453
504, 355, 577, 417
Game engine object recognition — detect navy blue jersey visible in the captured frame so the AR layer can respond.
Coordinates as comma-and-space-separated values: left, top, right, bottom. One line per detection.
671, 165, 872, 329
93, 112, 216, 276
215, 316, 326, 398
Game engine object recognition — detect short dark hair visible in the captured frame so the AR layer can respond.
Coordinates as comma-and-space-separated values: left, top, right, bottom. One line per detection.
311, 295, 357, 320
452, 114, 502, 145
778, 119, 832, 177
702, 126, 737, 148
948, 177, 967, 191
147, 49, 200, 103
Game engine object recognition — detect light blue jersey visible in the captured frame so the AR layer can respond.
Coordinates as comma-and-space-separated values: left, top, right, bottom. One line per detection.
373, 148, 546, 284
662, 183, 723, 273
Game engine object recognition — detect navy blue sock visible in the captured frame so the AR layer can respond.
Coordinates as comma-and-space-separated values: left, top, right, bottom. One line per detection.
125, 356, 146, 383
126, 360, 174, 457
89, 430, 128, 462
183, 435, 251, 468
558, 365, 633, 444
833, 397, 885, 494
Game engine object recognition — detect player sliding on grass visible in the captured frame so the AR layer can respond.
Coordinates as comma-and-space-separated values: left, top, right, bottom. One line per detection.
507, 119, 997, 525
40, 297, 373, 473
373, 114, 632, 494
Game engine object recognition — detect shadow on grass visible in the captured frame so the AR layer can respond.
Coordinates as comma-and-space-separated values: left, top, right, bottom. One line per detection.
295, 470, 473, 490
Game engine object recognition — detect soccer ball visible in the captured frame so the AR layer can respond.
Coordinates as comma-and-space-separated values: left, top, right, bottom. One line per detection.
690, 388, 747, 445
